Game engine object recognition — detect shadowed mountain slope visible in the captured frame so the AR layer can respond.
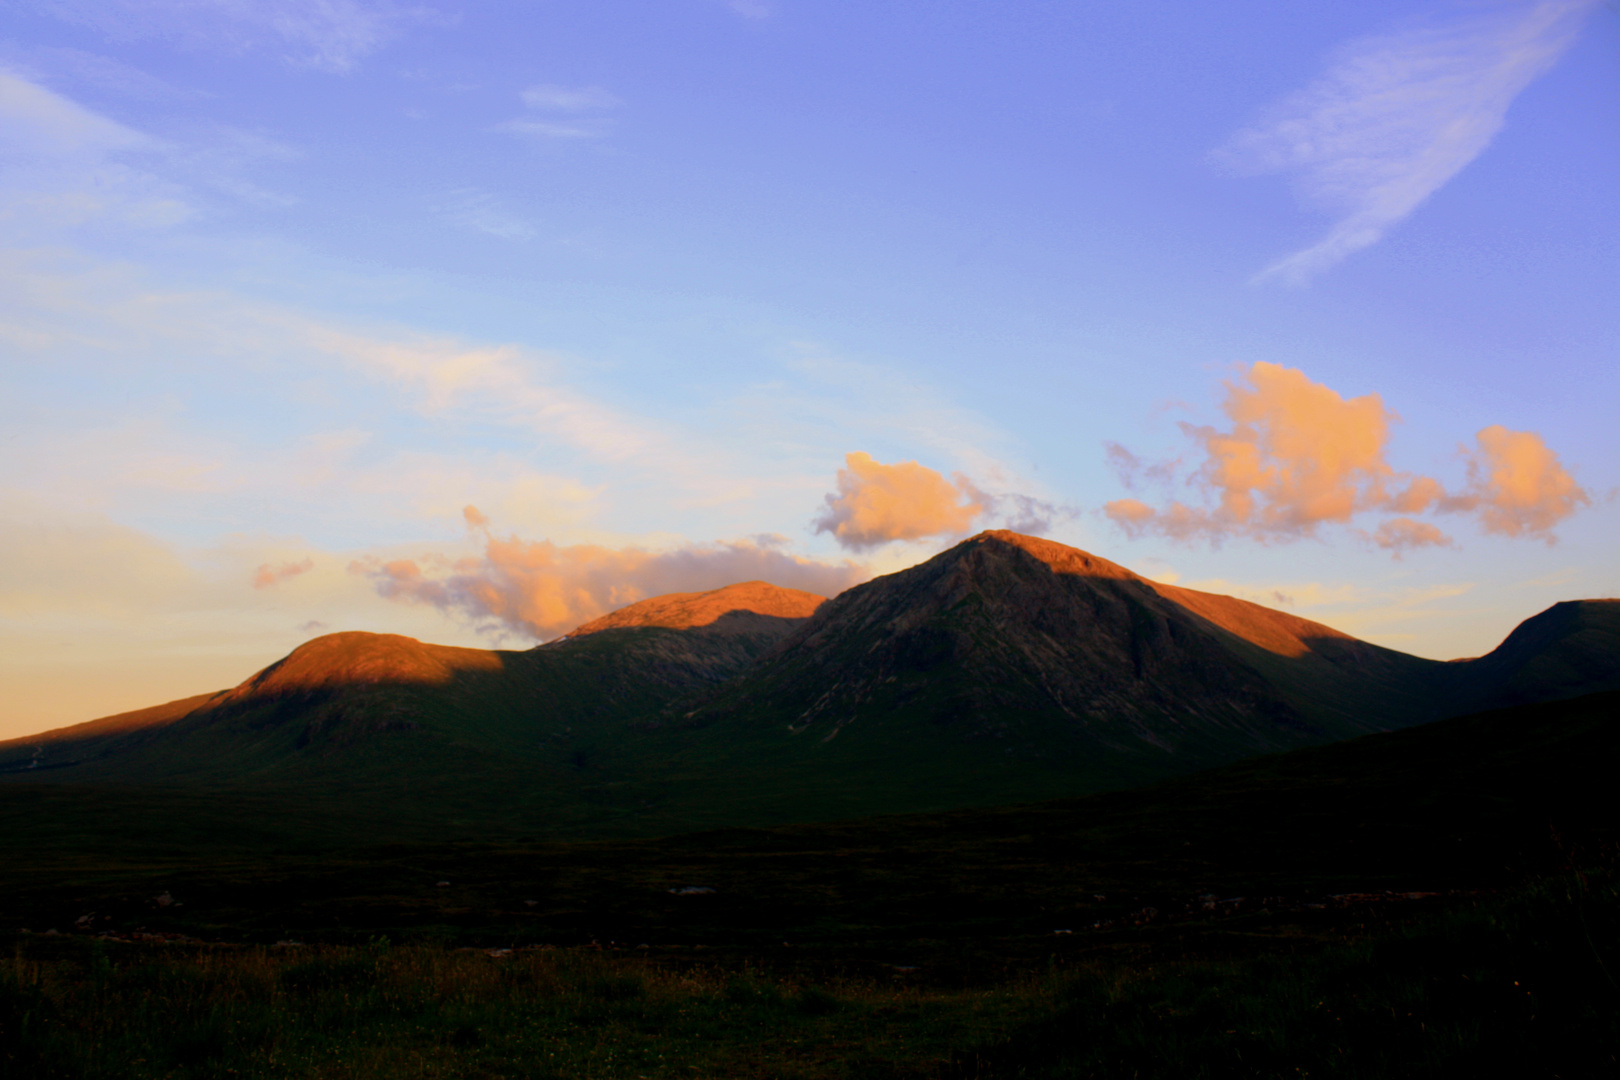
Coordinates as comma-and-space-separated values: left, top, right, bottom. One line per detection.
1, 533, 1614, 841
0, 583, 826, 793
680, 531, 1445, 761
1440, 598, 1620, 714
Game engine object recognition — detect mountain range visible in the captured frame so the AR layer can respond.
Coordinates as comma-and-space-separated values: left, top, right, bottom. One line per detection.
3, 531, 1616, 842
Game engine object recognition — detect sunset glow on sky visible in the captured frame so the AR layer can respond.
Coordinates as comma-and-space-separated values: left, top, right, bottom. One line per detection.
2, 1, 1616, 737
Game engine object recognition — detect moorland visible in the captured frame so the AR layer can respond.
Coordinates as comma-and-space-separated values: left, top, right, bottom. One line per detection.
2, 531, 1616, 1078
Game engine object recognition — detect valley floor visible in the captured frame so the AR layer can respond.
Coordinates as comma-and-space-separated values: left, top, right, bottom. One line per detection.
4, 869, 1616, 1079
4, 690, 1616, 1077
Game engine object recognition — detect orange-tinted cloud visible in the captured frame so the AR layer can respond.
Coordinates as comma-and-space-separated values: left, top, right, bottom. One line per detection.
811, 452, 1069, 550
813, 452, 984, 550
1455, 425, 1591, 540
1372, 518, 1454, 556
352, 511, 866, 640
1104, 363, 1587, 551
251, 557, 314, 589
1188, 362, 1396, 534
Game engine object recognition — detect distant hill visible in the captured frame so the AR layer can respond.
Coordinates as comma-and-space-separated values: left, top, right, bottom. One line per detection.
0, 582, 823, 792
2, 532, 1615, 842
564, 580, 825, 635
1437, 598, 1620, 714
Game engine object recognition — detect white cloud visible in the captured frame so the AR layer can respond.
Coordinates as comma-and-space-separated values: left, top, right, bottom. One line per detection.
493, 118, 607, 140
519, 84, 618, 112
497, 83, 618, 141
0, 70, 302, 231
1217, 0, 1599, 283
0, 68, 191, 229
0, 247, 799, 541
6, 46, 199, 101
444, 187, 537, 241
0, 67, 151, 154
26, 0, 429, 74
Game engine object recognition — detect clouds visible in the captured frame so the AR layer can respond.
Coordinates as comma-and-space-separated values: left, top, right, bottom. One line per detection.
1104, 362, 1588, 551
252, 558, 314, 588
812, 452, 984, 551
810, 452, 1072, 552
0, 67, 190, 229
1219, 0, 1599, 283
0, 68, 301, 233
1456, 424, 1593, 538
519, 85, 618, 112
725, 0, 773, 19
0, 68, 150, 155
444, 187, 537, 241
26, 0, 427, 73
353, 507, 865, 640
0, 242, 1064, 570
497, 83, 619, 141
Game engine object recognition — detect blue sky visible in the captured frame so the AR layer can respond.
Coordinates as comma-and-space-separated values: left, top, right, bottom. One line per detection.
2, 0, 1616, 736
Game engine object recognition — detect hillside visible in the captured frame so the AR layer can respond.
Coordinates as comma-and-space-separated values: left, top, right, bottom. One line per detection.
0, 583, 825, 807
1440, 598, 1620, 713
1, 532, 1615, 843
681, 531, 1446, 759
6, 686, 1616, 937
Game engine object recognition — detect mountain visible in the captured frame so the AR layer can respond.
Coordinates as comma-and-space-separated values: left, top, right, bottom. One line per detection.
681, 532, 1445, 761
595, 532, 1617, 825
0, 582, 825, 791
1437, 598, 1620, 714
1, 532, 1614, 842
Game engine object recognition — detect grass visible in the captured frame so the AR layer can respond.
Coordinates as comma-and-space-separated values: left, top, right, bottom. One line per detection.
2, 690, 1614, 1076
2, 937, 1044, 1079
3, 869, 1614, 1079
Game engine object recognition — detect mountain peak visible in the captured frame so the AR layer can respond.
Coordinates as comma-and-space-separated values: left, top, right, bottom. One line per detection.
963, 530, 1143, 582
959, 530, 1353, 659
689, 529, 1451, 762
220, 631, 504, 702
564, 580, 827, 638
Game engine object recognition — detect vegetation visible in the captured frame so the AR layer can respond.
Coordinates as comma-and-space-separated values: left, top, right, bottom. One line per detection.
2, 689, 1613, 1076
4, 869, 1614, 1079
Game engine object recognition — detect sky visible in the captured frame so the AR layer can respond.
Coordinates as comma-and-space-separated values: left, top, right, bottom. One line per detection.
1, 0, 1616, 738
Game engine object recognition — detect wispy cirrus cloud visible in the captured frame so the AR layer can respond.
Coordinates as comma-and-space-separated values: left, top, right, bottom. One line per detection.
0, 67, 190, 229
496, 82, 618, 140
25, 0, 429, 74
0, 69, 300, 229
725, 0, 774, 19
0, 45, 199, 101
519, 84, 618, 112
443, 187, 536, 241
1217, 0, 1599, 284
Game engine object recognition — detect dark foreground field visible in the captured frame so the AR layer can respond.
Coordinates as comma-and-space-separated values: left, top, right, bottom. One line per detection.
3, 691, 1617, 1078
6, 873, 1617, 1080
